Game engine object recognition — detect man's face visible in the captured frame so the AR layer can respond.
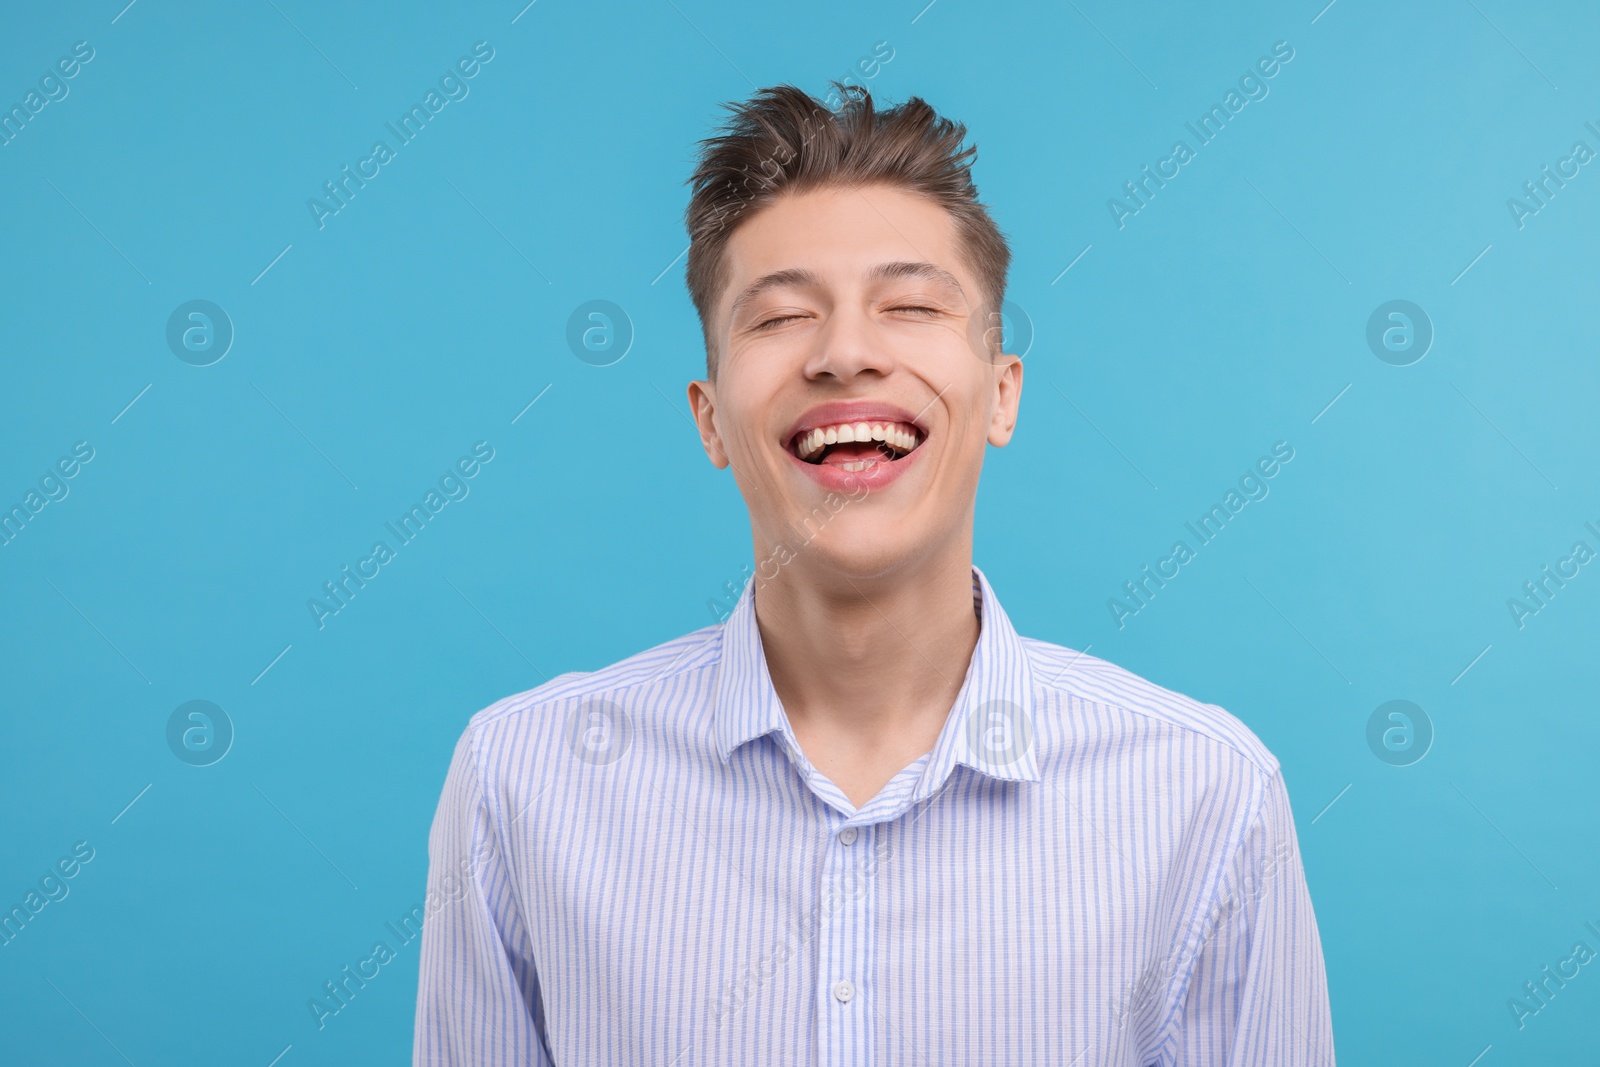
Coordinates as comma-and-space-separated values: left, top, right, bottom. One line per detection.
687, 183, 1022, 582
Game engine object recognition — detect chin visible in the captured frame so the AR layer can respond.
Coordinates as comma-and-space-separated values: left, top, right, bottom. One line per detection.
762, 524, 929, 586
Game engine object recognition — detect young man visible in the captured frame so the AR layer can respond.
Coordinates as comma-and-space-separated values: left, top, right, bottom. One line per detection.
416, 84, 1333, 1065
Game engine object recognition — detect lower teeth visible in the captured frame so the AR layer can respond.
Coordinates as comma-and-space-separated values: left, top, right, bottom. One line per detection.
795, 443, 909, 467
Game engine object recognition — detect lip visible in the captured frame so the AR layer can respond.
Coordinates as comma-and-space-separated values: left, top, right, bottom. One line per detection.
781, 399, 930, 494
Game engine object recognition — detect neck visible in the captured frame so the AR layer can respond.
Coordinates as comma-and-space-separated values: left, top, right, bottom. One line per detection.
751, 538, 981, 745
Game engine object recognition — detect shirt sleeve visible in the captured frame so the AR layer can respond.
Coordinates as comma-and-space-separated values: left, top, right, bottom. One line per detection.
1168, 766, 1335, 1066
414, 726, 554, 1066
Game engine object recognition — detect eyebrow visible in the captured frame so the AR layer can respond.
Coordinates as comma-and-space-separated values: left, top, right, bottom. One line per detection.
726, 261, 967, 323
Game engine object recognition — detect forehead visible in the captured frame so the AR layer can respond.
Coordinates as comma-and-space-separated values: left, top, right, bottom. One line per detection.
717, 184, 972, 315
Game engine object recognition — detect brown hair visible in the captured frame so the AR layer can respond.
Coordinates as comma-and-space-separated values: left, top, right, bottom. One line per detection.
683, 81, 1011, 376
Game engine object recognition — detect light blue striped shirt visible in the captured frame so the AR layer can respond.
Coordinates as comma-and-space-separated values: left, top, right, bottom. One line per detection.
415, 566, 1333, 1065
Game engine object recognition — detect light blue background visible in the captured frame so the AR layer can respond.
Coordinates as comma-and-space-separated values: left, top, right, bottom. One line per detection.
2, 0, 1597, 1063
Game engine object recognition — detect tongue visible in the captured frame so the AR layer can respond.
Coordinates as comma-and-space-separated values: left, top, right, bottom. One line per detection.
821, 441, 885, 467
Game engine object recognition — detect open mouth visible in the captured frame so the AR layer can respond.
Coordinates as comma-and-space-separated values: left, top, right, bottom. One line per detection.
788, 420, 924, 472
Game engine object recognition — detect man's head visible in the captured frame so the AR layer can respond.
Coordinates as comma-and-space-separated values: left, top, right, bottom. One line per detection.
684, 83, 1022, 588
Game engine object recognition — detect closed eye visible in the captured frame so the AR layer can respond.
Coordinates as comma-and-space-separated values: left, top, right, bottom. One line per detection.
754, 307, 940, 330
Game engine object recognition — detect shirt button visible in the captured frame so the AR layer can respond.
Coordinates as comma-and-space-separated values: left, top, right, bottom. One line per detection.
838, 826, 858, 845
832, 979, 856, 1003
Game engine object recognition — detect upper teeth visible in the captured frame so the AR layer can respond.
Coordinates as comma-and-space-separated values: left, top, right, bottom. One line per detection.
793, 421, 921, 461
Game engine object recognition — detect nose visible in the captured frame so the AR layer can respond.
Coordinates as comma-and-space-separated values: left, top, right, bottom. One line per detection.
802, 302, 895, 382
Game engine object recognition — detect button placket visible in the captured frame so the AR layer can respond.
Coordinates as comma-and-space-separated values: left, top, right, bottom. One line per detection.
818, 818, 873, 1064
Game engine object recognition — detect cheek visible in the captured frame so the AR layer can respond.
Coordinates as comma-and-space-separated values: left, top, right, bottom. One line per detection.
733, 431, 773, 471
719, 406, 780, 475
941, 408, 993, 468
715, 370, 787, 462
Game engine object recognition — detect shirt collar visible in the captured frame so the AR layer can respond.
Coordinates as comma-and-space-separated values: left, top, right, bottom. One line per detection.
713, 564, 1040, 797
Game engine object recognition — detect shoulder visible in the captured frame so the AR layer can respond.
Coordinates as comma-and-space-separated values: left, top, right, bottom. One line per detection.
1022, 636, 1280, 782
458, 621, 724, 752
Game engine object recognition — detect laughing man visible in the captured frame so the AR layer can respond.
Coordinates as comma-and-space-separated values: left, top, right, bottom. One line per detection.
416, 83, 1334, 1065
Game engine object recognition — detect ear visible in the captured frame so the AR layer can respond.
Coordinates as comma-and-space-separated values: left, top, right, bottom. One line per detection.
686, 378, 730, 469
987, 353, 1023, 447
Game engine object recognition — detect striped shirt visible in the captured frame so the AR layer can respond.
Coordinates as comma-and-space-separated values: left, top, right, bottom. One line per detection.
415, 566, 1333, 1065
